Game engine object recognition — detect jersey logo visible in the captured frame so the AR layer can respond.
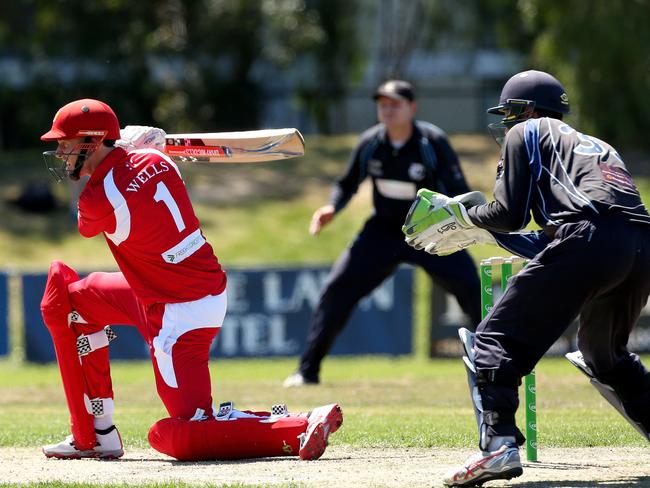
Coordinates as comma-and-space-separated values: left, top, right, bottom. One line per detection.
161, 229, 206, 264
408, 163, 426, 181
600, 163, 637, 193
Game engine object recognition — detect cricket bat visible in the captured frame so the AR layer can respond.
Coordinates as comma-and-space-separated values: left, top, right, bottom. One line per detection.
164, 128, 304, 163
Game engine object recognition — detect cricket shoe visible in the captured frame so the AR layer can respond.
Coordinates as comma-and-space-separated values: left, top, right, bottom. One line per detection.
43, 425, 124, 460
283, 372, 319, 388
443, 443, 522, 487
298, 404, 343, 460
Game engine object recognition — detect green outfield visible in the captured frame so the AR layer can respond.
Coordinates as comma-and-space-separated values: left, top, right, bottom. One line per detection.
0, 355, 649, 487
1, 355, 647, 450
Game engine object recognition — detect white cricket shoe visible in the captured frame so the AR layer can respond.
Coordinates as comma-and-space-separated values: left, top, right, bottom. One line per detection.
283, 372, 318, 388
43, 426, 124, 460
298, 404, 343, 460
443, 443, 523, 486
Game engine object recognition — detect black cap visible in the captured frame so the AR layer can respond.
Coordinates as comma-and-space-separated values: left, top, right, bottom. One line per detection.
489, 70, 569, 115
373, 80, 415, 102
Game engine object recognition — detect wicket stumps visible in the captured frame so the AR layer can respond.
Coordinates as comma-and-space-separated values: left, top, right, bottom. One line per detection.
479, 256, 538, 462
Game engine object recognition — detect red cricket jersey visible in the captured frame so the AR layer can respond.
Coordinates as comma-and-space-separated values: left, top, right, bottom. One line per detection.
77, 147, 227, 306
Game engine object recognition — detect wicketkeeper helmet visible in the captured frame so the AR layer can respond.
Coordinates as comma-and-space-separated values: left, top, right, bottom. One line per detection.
488, 70, 570, 127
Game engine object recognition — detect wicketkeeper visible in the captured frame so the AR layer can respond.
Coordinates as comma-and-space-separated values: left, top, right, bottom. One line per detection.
402, 70, 650, 486
39, 98, 343, 461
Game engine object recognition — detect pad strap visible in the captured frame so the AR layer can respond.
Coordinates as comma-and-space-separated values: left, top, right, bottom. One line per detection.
76, 326, 117, 357
84, 396, 115, 418
68, 310, 88, 324
477, 368, 521, 389
483, 410, 516, 426
271, 404, 289, 417
216, 401, 234, 421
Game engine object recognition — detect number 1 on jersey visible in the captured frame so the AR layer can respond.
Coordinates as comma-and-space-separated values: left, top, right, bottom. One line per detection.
154, 181, 186, 232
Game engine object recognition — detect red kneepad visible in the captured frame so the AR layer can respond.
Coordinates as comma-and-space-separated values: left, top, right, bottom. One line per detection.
148, 416, 308, 461
41, 260, 80, 332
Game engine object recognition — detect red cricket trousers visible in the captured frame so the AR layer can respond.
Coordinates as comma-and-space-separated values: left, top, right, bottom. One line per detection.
67, 271, 222, 419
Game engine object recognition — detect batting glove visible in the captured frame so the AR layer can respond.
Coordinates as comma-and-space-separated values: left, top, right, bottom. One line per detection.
116, 125, 167, 152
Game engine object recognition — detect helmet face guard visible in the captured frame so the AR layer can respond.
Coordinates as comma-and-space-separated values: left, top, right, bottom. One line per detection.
42, 137, 98, 182
488, 98, 536, 126
486, 99, 536, 146
487, 123, 507, 148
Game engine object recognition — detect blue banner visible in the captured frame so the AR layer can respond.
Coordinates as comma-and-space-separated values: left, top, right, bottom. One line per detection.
22, 266, 413, 362
0, 273, 7, 356
215, 266, 413, 357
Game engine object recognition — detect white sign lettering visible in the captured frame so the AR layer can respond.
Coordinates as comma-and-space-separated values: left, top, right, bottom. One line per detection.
220, 313, 297, 356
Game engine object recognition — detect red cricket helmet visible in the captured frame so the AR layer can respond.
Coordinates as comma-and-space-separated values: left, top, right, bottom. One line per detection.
41, 99, 121, 142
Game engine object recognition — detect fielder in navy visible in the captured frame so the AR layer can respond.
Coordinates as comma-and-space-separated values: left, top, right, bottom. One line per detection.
284, 80, 481, 387
403, 70, 650, 486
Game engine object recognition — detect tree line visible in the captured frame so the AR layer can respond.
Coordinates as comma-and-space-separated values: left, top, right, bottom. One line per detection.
0, 0, 648, 150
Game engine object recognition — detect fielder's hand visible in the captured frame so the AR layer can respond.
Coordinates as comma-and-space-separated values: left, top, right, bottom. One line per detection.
309, 205, 335, 236
402, 189, 486, 255
116, 125, 167, 152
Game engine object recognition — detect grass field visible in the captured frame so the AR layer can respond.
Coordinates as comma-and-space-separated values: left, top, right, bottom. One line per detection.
0, 137, 649, 487
1, 356, 649, 487
1, 355, 648, 450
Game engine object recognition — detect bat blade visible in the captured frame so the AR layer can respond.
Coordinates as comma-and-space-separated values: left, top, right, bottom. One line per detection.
164, 128, 304, 163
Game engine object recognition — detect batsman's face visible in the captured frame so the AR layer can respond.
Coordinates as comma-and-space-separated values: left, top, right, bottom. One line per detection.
56, 138, 83, 172
44, 136, 99, 182
376, 97, 416, 128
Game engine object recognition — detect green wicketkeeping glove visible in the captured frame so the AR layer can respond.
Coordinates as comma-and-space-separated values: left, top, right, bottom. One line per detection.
402, 189, 474, 237
402, 189, 487, 254
402, 189, 454, 237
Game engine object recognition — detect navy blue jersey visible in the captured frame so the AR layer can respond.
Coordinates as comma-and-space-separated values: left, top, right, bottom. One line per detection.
469, 117, 650, 233
329, 121, 470, 227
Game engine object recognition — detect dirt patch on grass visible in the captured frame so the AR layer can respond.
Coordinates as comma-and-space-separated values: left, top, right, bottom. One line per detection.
1, 446, 649, 487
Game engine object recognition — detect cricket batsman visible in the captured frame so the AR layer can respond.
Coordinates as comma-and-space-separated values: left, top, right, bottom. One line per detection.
402, 70, 650, 486
39, 98, 342, 461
